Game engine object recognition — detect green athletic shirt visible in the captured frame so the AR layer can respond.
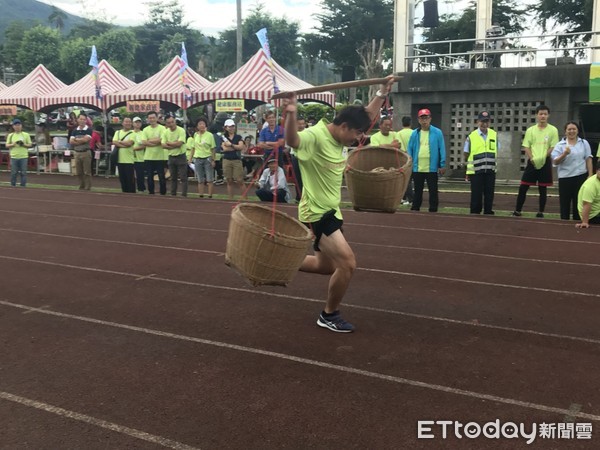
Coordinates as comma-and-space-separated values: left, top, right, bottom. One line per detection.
294, 119, 345, 223
192, 131, 216, 159
397, 128, 412, 152
114, 129, 135, 164
522, 124, 559, 169
7, 132, 31, 159
578, 175, 600, 220
132, 130, 145, 163
161, 126, 186, 157
369, 131, 397, 147
142, 124, 165, 161
417, 130, 430, 172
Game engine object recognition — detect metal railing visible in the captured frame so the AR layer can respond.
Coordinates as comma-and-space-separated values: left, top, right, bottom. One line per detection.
406, 31, 600, 71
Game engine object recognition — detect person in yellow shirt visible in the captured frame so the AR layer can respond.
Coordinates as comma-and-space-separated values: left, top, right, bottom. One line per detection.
112, 117, 136, 193
6, 119, 32, 187
369, 116, 399, 148
162, 114, 188, 197
142, 111, 166, 195
189, 117, 217, 198
576, 166, 600, 228
132, 117, 146, 192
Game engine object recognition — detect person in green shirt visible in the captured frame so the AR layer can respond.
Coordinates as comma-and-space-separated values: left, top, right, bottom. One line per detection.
397, 116, 414, 204
142, 111, 166, 195
512, 105, 559, 218
6, 119, 32, 187
369, 116, 399, 148
189, 117, 216, 198
576, 166, 600, 228
284, 75, 395, 333
162, 114, 188, 197
132, 117, 146, 192
112, 117, 136, 193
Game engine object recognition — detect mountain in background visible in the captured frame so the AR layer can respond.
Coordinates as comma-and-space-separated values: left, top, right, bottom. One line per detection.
0, 0, 86, 43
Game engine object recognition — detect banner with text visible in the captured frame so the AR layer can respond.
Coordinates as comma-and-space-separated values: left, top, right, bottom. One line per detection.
216, 99, 245, 112
126, 101, 160, 113
0, 105, 18, 116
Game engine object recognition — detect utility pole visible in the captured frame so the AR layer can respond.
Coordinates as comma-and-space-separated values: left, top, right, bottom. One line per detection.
236, 0, 243, 69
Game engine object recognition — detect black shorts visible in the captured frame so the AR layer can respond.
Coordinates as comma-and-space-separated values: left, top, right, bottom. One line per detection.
303, 210, 343, 252
520, 157, 553, 187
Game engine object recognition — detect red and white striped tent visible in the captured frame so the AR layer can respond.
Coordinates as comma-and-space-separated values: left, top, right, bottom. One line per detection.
38, 60, 136, 112
0, 65, 66, 111
198, 50, 335, 106
0, 81, 7, 91
106, 56, 210, 109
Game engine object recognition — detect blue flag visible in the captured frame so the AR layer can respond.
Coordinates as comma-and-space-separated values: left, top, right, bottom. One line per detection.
180, 42, 192, 103
255, 28, 279, 94
88, 45, 102, 100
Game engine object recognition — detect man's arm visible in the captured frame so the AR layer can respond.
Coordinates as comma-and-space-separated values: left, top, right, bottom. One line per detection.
365, 75, 395, 122
283, 95, 300, 148
576, 201, 592, 228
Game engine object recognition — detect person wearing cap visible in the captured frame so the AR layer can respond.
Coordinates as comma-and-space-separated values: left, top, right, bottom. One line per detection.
221, 119, 246, 199
255, 158, 290, 203
283, 75, 396, 333
369, 116, 400, 148
464, 111, 499, 215
69, 113, 93, 190
162, 114, 188, 197
112, 117, 136, 193
407, 108, 446, 212
576, 166, 600, 228
258, 110, 285, 166
189, 117, 217, 198
142, 111, 166, 195
512, 104, 559, 218
131, 117, 146, 192
6, 119, 32, 187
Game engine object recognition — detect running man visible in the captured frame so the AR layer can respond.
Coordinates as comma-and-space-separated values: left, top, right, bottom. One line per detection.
283, 75, 395, 333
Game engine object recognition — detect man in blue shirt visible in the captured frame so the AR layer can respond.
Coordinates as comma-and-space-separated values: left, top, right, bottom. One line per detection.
258, 110, 284, 166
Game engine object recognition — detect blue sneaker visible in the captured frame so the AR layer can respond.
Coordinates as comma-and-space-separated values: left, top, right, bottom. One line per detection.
317, 311, 355, 333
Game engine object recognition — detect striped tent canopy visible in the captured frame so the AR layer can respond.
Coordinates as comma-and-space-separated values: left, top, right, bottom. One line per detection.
0, 65, 66, 111
0, 81, 7, 91
38, 60, 136, 112
106, 56, 210, 109
198, 50, 335, 107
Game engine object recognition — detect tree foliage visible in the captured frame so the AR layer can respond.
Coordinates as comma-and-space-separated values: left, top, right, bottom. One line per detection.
304, 0, 394, 72
1, 21, 28, 71
96, 29, 139, 75
534, 0, 592, 50
48, 6, 68, 31
16, 25, 61, 73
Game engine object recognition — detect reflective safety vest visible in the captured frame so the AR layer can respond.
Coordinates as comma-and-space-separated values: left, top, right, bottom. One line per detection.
466, 128, 497, 175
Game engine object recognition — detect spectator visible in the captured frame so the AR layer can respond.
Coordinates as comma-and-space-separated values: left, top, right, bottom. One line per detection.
255, 158, 290, 203
288, 116, 306, 202
407, 108, 446, 212
132, 117, 146, 192
66, 112, 77, 140
576, 166, 600, 228
552, 121, 594, 220
142, 111, 167, 195
69, 113, 93, 190
162, 114, 188, 197
189, 117, 216, 198
35, 121, 51, 146
258, 110, 285, 166
369, 116, 399, 147
512, 105, 559, 218
221, 119, 246, 199
397, 116, 414, 204
464, 111, 499, 215
112, 117, 136, 193
6, 119, 32, 187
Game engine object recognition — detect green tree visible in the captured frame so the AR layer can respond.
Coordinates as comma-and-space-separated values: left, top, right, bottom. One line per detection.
16, 25, 62, 73
57, 38, 93, 84
534, 0, 592, 51
96, 29, 139, 76
48, 6, 68, 31
213, 4, 301, 76
68, 20, 116, 40
2, 21, 29, 71
304, 0, 394, 72
145, 0, 187, 28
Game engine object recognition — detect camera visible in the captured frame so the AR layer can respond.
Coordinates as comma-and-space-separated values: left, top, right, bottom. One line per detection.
16, 140, 24, 146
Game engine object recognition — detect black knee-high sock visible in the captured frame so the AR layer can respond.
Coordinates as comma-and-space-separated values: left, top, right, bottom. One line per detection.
515, 185, 529, 212
538, 186, 547, 212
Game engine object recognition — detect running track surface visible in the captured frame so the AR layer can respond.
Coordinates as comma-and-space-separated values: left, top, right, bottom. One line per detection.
0, 186, 598, 449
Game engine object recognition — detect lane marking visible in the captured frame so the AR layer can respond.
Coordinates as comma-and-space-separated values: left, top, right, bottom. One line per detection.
1, 227, 597, 269
565, 404, 583, 423
0, 391, 200, 450
22, 305, 50, 315
1, 255, 600, 346
2, 300, 600, 422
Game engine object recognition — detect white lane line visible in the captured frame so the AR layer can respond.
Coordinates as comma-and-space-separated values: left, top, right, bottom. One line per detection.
359, 267, 600, 299
1, 254, 600, 346
0, 209, 225, 233
1, 300, 600, 422
350, 241, 600, 268
0, 391, 200, 450
22, 305, 50, 315
565, 404, 583, 423
3, 227, 597, 269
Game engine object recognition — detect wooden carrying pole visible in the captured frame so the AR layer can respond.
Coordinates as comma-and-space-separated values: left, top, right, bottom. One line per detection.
271, 76, 402, 99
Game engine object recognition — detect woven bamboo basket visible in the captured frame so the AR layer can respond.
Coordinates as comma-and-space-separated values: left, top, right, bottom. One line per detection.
225, 203, 313, 286
346, 146, 413, 213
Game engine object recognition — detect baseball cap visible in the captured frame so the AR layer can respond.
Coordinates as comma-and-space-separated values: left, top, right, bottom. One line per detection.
133, 116, 142, 122
267, 158, 278, 164
417, 108, 431, 117
224, 119, 236, 127
12, 118, 22, 125
478, 111, 491, 121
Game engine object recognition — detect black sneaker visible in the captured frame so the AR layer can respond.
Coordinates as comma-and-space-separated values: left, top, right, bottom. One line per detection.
317, 311, 354, 333
536, 212, 544, 218
511, 211, 522, 217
